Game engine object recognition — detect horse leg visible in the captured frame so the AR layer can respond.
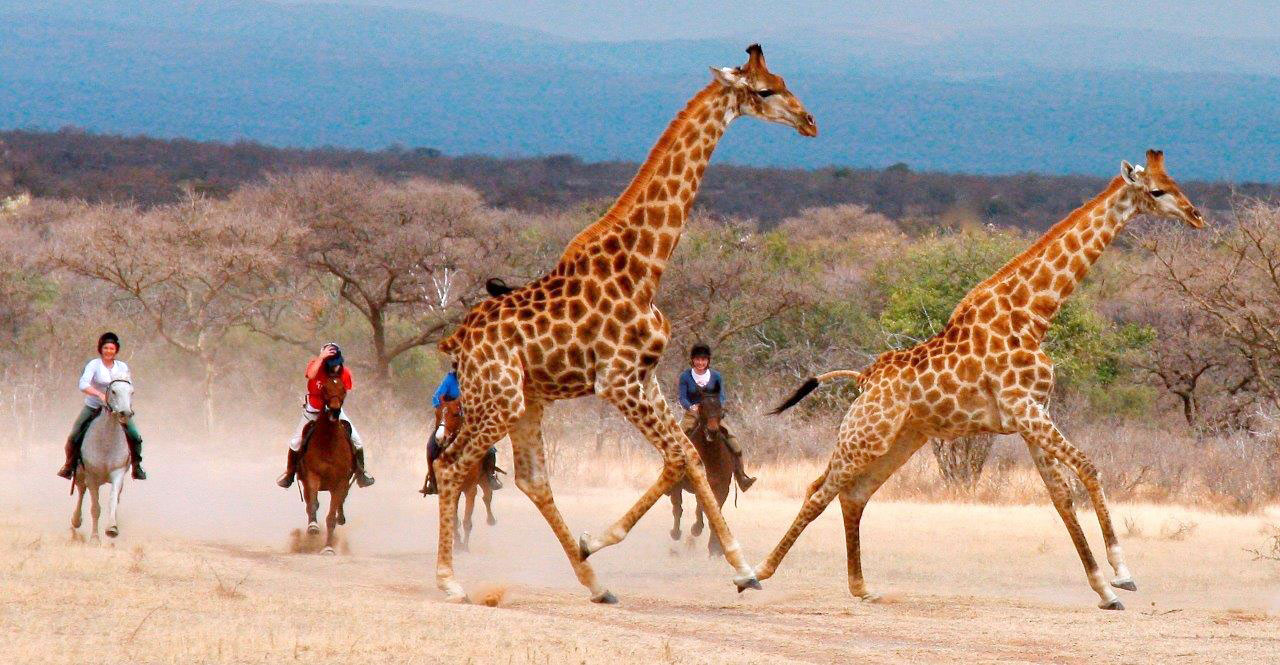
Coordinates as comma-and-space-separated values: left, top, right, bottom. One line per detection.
88, 481, 102, 545
669, 488, 683, 541
460, 482, 477, 552
692, 497, 705, 537
105, 468, 125, 538
708, 471, 731, 558
323, 485, 347, 555
71, 481, 85, 532
304, 477, 320, 536
482, 477, 496, 527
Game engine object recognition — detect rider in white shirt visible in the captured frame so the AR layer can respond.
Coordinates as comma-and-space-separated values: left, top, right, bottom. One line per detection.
57, 332, 146, 480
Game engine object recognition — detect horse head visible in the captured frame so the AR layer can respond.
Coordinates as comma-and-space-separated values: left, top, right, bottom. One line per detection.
697, 389, 723, 434
440, 399, 464, 445
319, 372, 348, 421
107, 379, 134, 424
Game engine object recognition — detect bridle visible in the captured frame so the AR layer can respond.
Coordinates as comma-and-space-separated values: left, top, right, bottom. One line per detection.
104, 378, 132, 414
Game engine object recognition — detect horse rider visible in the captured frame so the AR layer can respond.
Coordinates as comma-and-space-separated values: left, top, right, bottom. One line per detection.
57, 332, 147, 480
677, 343, 755, 491
276, 343, 375, 489
421, 361, 502, 495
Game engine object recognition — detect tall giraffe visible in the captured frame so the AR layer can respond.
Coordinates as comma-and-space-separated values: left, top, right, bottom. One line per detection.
766, 150, 1203, 609
433, 45, 817, 603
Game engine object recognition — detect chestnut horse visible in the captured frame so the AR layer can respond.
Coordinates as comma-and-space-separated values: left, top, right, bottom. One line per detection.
429, 399, 496, 552
298, 372, 355, 554
668, 389, 735, 557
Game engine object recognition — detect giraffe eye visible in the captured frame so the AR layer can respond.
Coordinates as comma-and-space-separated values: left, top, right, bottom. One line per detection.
756, 89, 776, 98
1149, 189, 1166, 197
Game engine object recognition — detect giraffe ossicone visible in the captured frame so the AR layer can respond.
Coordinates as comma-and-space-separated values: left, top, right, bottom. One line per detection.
431, 44, 817, 603
765, 149, 1203, 610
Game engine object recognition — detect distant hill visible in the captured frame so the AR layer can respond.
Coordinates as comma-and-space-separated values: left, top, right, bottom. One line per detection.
5, 129, 1276, 230
1, 1, 1279, 181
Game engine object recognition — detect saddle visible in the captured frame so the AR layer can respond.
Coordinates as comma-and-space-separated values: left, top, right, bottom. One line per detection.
299, 418, 354, 455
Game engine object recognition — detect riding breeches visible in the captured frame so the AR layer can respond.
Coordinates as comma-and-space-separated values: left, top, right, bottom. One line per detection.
67, 405, 143, 448
289, 409, 363, 451
680, 410, 744, 455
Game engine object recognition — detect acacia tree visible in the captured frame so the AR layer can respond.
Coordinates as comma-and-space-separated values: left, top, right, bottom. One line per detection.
236, 171, 517, 384
49, 195, 299, 431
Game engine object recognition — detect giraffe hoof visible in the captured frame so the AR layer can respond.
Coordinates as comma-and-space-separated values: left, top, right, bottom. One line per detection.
859, 592, 882, 603
1111, 577, 1137, 592
733, 574, 762, 593
320, 546, 336, 556
591, 590, 619, 605
1099, 598, 1125, 611
578, 533, 594, 561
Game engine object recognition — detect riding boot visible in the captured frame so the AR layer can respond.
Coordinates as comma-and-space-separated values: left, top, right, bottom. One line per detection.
422, 437, 440, 495
124, 425, 147, 480
277, 449, 300, 488
353, 447, 376, 488
483, 446, 502, 490
731, 451, 756, 492
57, 438, 78, 479
422, 470, 438, 496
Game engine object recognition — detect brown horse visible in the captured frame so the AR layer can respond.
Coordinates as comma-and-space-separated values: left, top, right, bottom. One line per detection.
668, 388, 735, 557
428, 399, 496, 552
298, 372, 355, 555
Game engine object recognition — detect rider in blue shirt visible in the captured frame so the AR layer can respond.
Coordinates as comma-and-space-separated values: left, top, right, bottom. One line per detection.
421, 363, 502, 495
677, 343, 755, 491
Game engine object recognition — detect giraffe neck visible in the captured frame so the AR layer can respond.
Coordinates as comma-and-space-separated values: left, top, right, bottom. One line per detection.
556, 82, 737, 296
957, 177, 1140, 340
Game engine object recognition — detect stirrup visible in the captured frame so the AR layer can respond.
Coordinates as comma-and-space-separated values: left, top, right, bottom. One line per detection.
277, 472, 295, 489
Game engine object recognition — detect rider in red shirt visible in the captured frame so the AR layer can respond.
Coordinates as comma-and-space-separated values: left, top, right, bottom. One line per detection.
277, 343, 375, 489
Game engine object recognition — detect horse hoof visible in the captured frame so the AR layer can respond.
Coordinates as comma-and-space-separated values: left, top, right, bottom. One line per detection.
1111, 577, 1138, 592
321, 546, 336, 556
591, 590, 619, 605
691, 525, 704, 537
106, 526, 119, 538
669, 529, 681, 541
307, 523, 320, 535
733, 574, 762, 593
859, 592, 882, 603
337, 515, 346, 526
486, 516, 496, 526
1099, 598, 1125, 611
443, 592, 470, 604
578, 533, 594, 561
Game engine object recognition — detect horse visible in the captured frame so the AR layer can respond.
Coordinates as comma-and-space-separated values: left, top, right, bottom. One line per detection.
297, 371, 356, 555
667, 388, 735, 557
72, 378, 134, 544
429, 399, 496, 552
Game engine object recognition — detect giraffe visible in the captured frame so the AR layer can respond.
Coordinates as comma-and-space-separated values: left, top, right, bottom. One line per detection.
433, 45, 817, 603
765, 150, 1204, 610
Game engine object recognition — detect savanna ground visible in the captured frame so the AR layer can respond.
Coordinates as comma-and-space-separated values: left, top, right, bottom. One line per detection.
3, 433, 1279, 665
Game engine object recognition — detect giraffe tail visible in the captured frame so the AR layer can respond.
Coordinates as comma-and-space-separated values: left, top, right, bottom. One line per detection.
769, 369, 863, 415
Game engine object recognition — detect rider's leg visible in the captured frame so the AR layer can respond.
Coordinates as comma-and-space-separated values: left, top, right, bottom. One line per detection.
341, 412, 375, 488
277, 411, 313, 488
122, 419, 146, 480
721, 422, 756, 492
423, 434, 441, 495
483, 446, 502, 490
58, 406, 99, 479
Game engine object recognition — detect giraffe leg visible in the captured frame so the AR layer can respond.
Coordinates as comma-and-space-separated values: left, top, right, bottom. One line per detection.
1012, 400, 1130, 609
838, 430, 928, 601
582, 374, 757, 589
508, 398, 613, 603
757, 393, 908, 586
434, 398, 517, 602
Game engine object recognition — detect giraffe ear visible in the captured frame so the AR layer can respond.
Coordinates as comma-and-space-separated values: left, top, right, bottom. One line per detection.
710, 66, 747, 88
1120, 160, 1145, 186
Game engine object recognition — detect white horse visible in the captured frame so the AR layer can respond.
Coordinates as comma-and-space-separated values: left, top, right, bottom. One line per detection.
71, 378, 135, 543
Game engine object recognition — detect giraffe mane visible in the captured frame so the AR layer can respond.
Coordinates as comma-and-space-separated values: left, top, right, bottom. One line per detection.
950, 176, 1126, 319
558, 83, 722, 263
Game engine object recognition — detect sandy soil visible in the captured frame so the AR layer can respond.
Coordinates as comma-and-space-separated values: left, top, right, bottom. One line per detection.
2, 444, 1279, 664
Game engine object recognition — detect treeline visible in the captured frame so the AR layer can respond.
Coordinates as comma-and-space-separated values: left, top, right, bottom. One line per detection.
5, 128, 1279, 231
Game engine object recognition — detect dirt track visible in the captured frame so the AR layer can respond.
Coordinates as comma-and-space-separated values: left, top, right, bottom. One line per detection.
3, 447, 1279, 664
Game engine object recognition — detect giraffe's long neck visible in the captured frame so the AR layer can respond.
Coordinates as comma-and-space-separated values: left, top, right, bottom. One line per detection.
956, 177, 1140, 340
556, 83, 736, 301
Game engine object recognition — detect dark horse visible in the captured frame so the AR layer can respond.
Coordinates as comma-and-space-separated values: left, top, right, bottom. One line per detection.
298, 371, 356, 554
424, 399, 497, 552
667, 388, 735, 557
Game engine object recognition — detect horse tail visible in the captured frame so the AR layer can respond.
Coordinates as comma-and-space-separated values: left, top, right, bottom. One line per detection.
484, 277, 516, 297
770, 369, 864, 415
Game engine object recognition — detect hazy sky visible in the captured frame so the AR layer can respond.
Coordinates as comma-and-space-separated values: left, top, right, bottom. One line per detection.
291, 1, 1280, 41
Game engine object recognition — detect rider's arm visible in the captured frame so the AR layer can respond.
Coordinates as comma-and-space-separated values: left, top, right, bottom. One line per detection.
677, 370, 694, 410
432, 377, 447, 409
79, 360, 106, 402
304, 356, 324, 380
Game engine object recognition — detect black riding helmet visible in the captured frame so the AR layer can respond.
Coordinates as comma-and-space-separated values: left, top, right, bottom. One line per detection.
322, 342, 345, 374
97, 332, 120, 353
690, 343, 711, 360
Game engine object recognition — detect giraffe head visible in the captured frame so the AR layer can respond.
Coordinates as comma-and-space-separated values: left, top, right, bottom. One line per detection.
711, 44, 817, 137
1120, 150, 1204, 228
